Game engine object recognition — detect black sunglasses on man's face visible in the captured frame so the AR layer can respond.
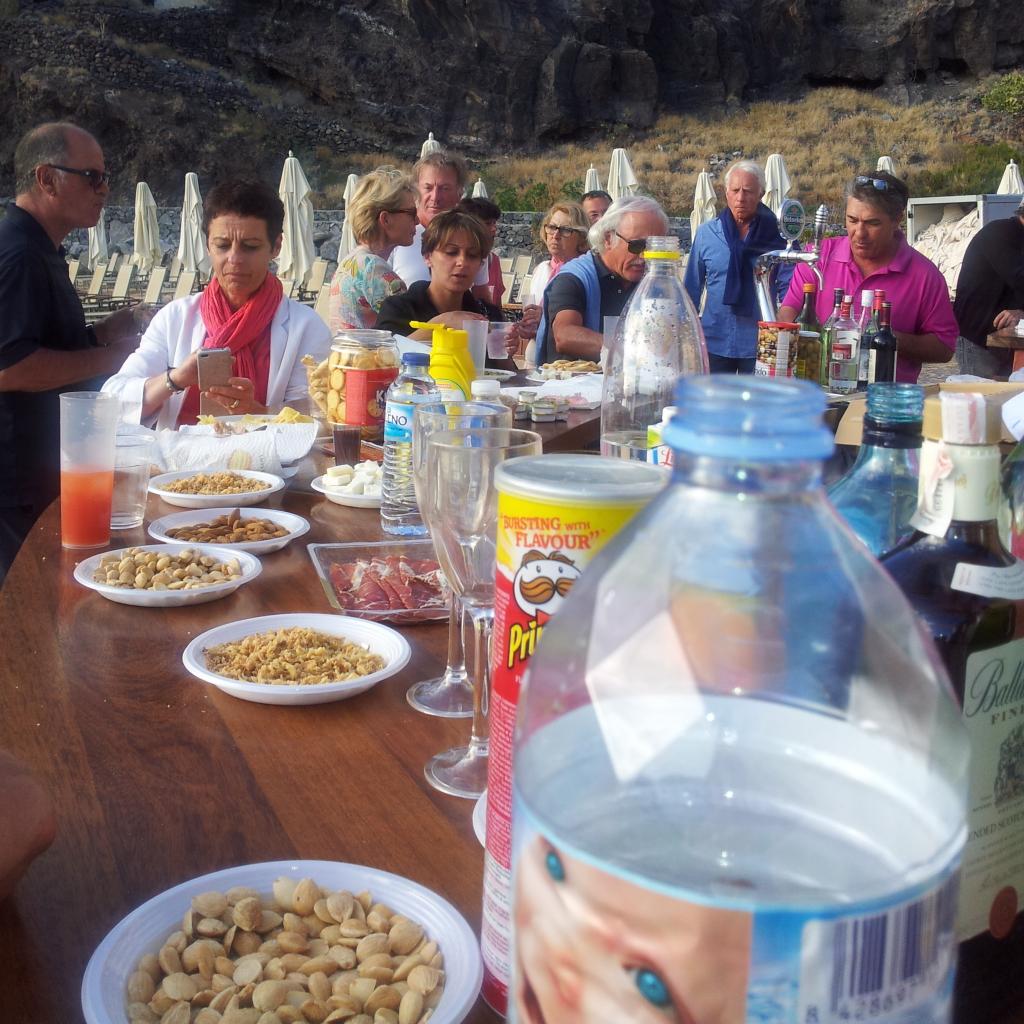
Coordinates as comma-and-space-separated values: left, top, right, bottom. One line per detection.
46, 165, 111, 191
614, 231, 647, 255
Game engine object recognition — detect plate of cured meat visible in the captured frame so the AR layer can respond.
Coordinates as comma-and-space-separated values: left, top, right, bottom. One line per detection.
307, 540, 452, 624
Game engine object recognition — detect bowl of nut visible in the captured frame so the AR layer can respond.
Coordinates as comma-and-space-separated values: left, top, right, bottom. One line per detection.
181, 612, 411, 705
149, 470, 285, 509
81, 859, 483, 1024
148, 508, 310, 555
73, 544, 262, 608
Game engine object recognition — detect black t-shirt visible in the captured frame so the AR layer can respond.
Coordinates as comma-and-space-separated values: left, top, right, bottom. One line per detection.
375, 280, 514, 369
954, 214, 1024, 346
540, 252, 636, 362
0, 204, 97, 509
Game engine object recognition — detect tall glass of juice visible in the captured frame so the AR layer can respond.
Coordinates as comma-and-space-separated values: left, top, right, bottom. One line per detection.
60, 392, 120, 548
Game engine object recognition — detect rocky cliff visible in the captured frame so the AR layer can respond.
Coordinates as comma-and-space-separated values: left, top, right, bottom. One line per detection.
1, 0, 1021, 200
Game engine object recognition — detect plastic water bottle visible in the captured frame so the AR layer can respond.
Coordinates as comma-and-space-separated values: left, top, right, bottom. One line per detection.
600, 235, 707, 459
510, 376, 968, 1024
380, 351, 438, 535
828, 382, 923, 557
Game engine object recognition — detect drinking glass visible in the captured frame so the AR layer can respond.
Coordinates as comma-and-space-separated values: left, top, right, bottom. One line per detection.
60, 392, 120, 548
420, 427, 542, 798
111, 429, 156, 530
407, 401, 513, 718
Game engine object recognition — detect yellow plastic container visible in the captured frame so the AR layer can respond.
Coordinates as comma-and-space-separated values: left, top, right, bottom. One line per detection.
410, 321, 475, 399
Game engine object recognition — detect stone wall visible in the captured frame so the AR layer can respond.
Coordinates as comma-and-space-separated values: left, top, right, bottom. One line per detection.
60, 207, 692, 263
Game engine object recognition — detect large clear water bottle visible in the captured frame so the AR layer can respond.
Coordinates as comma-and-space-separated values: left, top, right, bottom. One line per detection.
511, 376, 969, 1024
380, 351, 439, 535
600, 235, 708, 458
828, 382, 924, 557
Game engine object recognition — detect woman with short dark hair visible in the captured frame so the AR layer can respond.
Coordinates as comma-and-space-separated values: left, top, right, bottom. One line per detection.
458, 197, 506, 308
376, 210, 518, 364
103, 179, 330, 425
778, 171, 957, 383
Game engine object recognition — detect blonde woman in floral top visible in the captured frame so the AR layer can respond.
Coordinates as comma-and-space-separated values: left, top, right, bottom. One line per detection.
328, 168, 418, 332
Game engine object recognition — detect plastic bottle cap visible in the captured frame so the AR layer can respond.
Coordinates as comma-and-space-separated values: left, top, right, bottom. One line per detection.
404, 352, 430, 366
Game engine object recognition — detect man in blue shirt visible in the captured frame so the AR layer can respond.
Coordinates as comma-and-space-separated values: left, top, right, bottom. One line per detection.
0, 122, 142, 581
684, 161, 787, 373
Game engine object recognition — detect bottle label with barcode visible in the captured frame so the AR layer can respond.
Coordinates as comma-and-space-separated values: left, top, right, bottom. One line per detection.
510, 811, 960, 1024
797, 874, 959, 1022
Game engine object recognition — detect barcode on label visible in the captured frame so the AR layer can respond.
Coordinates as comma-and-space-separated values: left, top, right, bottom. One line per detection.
799, 875, 958, 1022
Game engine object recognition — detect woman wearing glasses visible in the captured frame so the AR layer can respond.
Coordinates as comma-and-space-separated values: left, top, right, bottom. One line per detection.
328, 167, 417, 332
375, 209, 519, 365
103, 179, 331, 425
778, 171, 957, 383
528, 201, 590, 308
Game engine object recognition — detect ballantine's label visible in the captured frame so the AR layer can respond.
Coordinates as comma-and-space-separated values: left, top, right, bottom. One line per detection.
481, 487, 652, 1014
960, 637, 1024, 939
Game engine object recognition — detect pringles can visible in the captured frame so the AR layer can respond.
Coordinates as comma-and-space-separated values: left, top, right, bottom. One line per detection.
481, 454, 666, 1014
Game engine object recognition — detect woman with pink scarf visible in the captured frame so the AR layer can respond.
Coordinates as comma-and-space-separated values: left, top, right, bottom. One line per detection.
103, 180, 330, 427
526, 201, 590, 308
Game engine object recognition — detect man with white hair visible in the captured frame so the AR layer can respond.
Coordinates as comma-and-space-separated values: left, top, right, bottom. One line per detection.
535, 196, 670, 363
684, 160, 786, 373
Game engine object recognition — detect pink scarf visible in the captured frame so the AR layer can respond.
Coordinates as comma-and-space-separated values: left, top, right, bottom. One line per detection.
178, 273, 283, 425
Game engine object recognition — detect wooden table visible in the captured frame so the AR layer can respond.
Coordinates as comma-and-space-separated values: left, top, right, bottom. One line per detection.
986, 328, 1024, 371
0, 478, 503, 1024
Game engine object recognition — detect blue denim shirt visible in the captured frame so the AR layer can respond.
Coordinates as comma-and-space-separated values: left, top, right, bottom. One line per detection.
684, 218, 792, 359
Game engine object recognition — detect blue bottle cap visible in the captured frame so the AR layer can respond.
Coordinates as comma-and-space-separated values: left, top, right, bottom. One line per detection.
663, 376, 834, 461
403, 352, 430, 366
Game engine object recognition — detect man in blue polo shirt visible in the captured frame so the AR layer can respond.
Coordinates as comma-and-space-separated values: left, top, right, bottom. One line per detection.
0, 122, 143, 582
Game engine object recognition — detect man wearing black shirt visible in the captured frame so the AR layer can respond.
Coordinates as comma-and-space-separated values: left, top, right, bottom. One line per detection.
954, 201, 1024, 377
0, 122, 142, 582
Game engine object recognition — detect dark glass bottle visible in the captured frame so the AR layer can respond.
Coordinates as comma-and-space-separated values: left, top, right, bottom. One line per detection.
828, 382, 922, 557
794, 282, 822, 384
870, 300, 898, 384
883, 392, 1024, 1024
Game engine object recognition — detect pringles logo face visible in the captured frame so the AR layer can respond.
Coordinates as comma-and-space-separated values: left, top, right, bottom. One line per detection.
507, 550, 581, 668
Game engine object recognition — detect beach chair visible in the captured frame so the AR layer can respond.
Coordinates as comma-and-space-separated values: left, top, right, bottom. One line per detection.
281, 279, 297, 299
314, 282, 332, 327
499, 256, 514, 274
300, 259, 329, 302
142, 266, 167, 306
102, 263, 136, 310
502, 272, 516, 304
172, 271, 197, 301
103, 252, 121, 280
80, 262, 106, 299
67, 259, 80, 286
166, 254, 182, 284
513, 254, 532, 280
519, 274, 533, 305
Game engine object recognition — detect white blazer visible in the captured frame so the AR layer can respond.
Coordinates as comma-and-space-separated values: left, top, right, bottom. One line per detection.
102, 293, 332, 429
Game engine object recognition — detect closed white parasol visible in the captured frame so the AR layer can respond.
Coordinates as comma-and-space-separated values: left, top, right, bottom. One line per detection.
177, 172, 210, 276
607, 149, 639, 201
997, 160, 1024, 196
132, 182, 162, 273
278, 151, 316, 284
88, 214, 108, 268
338, 173, 360, 263
690, 171, 717, 239
762, 154, 791, 217
420, 132, 443, 160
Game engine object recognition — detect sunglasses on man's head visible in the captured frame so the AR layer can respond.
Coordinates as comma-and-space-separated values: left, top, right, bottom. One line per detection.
855, 175, 905, 196
614, 231, 648, 255
46, 165, 111, 191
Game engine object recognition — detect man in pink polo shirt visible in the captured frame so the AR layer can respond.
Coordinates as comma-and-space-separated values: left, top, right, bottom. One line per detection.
779, 172, 957, 383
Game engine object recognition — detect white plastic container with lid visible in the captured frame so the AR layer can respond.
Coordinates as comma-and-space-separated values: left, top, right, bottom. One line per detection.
470, 379, 501, 401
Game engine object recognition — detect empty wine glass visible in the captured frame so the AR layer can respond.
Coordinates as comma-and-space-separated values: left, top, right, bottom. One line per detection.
420, 427, 542, 798
407, 401, 513, 718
